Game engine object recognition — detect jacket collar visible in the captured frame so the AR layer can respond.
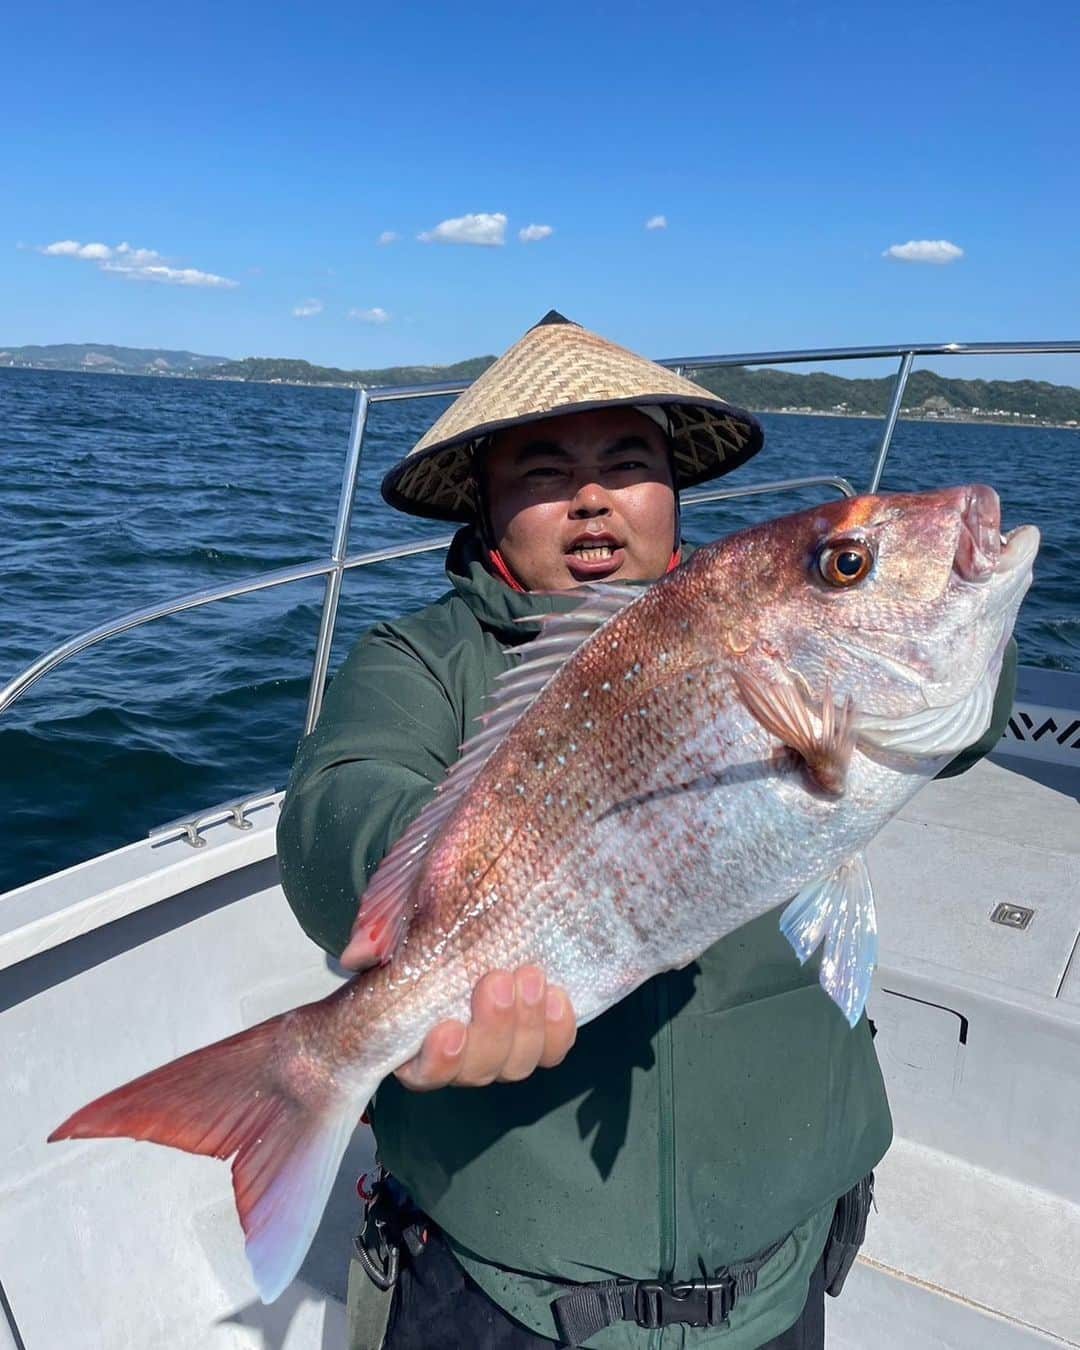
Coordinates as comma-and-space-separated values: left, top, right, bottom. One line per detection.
445, 528, 697, 647
445, 529, 569, 644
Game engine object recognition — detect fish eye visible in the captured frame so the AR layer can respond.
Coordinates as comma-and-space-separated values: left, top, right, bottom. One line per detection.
816, 538, 874, 588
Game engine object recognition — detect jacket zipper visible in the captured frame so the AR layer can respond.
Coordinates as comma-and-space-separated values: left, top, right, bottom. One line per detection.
654, 975, 676, 1349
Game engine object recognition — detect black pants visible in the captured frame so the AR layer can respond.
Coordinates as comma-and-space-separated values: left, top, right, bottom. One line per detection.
384, 1227, 826, 1349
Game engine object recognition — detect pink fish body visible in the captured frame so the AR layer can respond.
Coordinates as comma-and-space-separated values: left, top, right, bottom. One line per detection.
51, 485, 1038, 1301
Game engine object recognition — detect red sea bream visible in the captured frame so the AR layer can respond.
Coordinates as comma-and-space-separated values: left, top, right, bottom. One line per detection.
50, 484, 1038, 1302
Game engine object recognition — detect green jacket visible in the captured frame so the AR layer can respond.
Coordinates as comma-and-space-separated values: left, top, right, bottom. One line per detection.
277, 529, 1015, 1348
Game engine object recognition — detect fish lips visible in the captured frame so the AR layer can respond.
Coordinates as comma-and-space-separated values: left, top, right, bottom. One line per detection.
952, 486, 1038, 595
966, 524, 1040, 608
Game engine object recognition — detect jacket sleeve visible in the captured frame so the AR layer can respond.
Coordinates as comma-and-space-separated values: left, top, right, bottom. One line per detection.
276, 626, 463, 957
935, 637, 1017, 780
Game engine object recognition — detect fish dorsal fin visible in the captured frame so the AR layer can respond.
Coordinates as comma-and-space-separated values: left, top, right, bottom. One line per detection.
345, 583, 641, 967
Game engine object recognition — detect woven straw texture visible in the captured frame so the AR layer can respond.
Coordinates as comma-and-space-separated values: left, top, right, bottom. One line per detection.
382, 319, 763, 521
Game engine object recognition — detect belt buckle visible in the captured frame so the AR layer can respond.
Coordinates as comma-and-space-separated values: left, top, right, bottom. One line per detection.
633, 1281, 664, 1329
704, 1272, 737, 1326
635, 1273, 737, 1329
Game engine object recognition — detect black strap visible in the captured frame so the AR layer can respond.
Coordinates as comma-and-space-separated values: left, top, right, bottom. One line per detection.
553, 1280, 629, 1347
824, 1172, 875, 1298
552, 1234, 787, 1346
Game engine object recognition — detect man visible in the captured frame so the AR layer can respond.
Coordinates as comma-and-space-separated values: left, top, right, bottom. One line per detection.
277, 312, 1013, 1348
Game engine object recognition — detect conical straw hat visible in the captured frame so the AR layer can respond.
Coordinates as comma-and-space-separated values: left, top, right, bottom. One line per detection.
381, 311, 763, 521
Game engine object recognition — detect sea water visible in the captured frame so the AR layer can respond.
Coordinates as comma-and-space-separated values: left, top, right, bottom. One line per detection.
2, 367, 1076, 892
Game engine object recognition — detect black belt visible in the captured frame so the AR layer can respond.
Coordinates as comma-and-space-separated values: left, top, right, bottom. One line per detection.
552, 1233, 788, 1346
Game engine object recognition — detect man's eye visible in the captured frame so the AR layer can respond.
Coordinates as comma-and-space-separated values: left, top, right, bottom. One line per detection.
524, 465, 564, 479
611, 459, 646, 472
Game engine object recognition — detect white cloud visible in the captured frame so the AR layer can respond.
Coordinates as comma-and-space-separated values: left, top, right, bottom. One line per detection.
518, 223, 553, 243
418, 212, 507, 246
349, 306, 390, 324
377, 230, 400, 245
113, 263, 237, 287
882, 239, 964, 264
36, 238, 238, 287
292, 298, 324, 318
43, 239, 117, 259
645, 215, 667, 231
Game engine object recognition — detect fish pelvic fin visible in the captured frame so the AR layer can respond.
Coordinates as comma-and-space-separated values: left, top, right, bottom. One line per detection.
780, 854, 878, 1028
49, 1011, 372, 1303
734, 672, 856, 795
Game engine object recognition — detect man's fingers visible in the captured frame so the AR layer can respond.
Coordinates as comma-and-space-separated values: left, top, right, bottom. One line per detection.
453, 971, 519, 1085
538, 987, 577, 1068
394, 1020, 467, 1091
496, 967, 549, 1082
338, 934, 375, 971
393, 969, 579, 1092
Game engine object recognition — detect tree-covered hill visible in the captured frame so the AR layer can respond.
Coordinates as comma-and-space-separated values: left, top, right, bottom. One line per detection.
692, 366, 1080, 423
204, 354, 1080, 422
0, 342, 227, 374
206, 355, 496, 386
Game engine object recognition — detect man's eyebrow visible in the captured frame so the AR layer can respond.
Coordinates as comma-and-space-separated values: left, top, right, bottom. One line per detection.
600, 435, 654, 456
511, 433, 660, 464
513, 440, 573, 463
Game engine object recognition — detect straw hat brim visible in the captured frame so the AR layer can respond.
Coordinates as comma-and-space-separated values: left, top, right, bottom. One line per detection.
381, 315, 764, 522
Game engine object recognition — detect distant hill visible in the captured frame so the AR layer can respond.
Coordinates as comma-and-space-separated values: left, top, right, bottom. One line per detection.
207, 355, 1080, 424
0, 343, 228, 375
5, 343, 1079, 424
205, 354, 497, 387
692, 366, 1080, 425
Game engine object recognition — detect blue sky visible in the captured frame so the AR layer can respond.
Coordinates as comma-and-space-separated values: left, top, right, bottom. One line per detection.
5, 0, 1079, 381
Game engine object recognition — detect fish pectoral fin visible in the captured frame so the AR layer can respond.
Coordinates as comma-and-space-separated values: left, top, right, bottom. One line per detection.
734, 672, 857, 795
779, 854, 878, 1028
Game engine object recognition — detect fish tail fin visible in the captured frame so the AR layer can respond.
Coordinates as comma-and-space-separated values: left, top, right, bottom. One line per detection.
780, 853, 878, 1028
49, 1013, 372, 1302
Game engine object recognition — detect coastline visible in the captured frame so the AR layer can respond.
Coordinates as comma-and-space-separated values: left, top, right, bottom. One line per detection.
3, 364, 1078, 431
753, 406, 1080, 431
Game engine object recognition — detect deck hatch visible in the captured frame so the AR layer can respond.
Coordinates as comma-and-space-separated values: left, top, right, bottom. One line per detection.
990, 903, 1035, 931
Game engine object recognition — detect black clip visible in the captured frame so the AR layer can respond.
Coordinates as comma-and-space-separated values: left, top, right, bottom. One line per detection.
633, 1281, 664, 1329
634, 1273, 736, 1329
353, 1176, 402, 1291
353, 1218, 400, 1291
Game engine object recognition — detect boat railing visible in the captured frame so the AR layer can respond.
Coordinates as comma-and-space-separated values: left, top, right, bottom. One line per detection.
2, 340, 1077, 740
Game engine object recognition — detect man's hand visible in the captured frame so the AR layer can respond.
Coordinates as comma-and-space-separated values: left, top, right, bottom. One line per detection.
393, 966, 577, 1091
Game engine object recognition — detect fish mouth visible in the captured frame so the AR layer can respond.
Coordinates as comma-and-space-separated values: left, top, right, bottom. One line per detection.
953, 485, 1039, 587
953, 485, 1001, 581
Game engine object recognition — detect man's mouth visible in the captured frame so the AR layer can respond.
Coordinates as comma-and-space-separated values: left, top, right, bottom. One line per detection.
565, 533, 625, 578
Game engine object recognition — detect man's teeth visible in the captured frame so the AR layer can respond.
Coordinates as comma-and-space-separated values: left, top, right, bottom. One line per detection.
572, 545, 614, 561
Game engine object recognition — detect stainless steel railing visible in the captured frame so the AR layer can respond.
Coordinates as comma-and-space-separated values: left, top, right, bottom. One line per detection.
3, 340, 1077, 732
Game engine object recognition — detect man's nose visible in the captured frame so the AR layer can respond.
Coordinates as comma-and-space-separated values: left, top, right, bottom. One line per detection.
569, 480, 612, 517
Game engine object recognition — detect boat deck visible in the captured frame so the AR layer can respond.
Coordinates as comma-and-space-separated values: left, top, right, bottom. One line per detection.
1, 753, 1077, 1348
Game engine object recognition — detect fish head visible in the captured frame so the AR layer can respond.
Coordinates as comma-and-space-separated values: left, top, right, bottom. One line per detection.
703, 485, 1038, 758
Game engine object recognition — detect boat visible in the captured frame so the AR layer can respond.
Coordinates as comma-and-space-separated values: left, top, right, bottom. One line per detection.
2, 341, 1078, 1349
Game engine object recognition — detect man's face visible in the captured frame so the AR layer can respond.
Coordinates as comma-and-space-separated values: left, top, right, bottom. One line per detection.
482, 407, 677, 592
